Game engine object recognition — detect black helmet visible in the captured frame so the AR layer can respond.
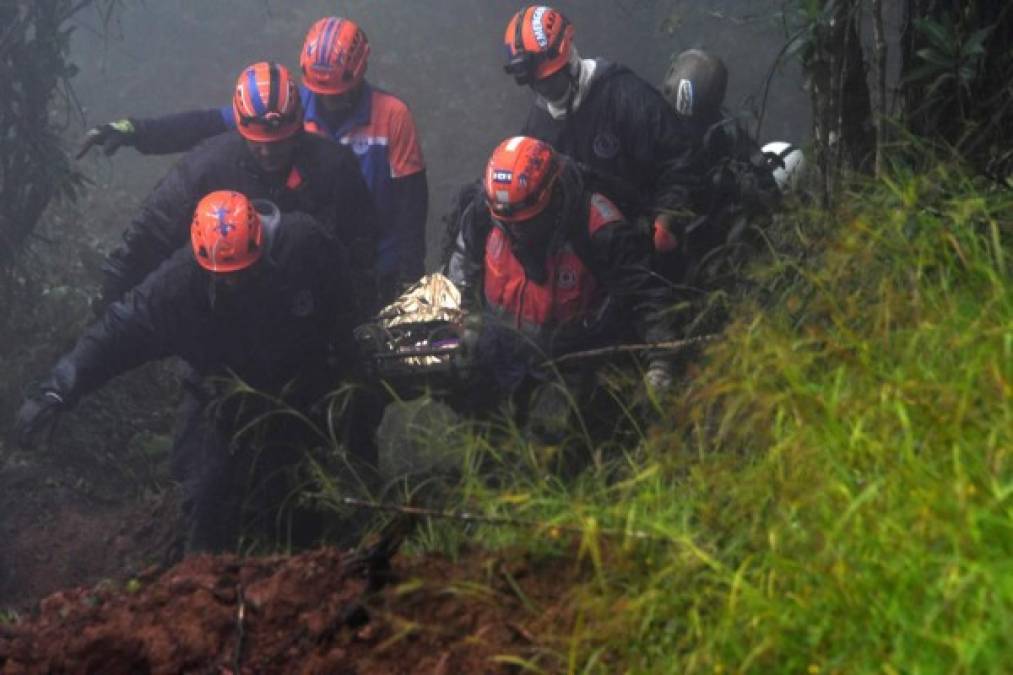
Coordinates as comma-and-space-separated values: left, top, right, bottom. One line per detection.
662, 49, 728, 123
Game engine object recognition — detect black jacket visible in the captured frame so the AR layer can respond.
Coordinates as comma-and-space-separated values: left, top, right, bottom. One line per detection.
47, 213, 355, 405
521, 61, 697, 219
127, 106, 429, 300
102, 131, 377, 307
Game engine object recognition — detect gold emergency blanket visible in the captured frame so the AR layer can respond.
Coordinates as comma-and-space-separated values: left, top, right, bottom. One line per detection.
377, 273, 463, 327
375, 273, 463, 368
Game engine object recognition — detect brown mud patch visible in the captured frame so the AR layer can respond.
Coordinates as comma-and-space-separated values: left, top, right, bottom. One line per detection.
1, 544, 581, 674
0, 463, 179, 609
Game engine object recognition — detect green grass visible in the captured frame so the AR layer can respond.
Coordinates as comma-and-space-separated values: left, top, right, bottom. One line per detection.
426, 162, 1012, 673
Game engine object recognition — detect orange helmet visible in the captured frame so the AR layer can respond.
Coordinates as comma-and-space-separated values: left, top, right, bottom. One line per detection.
503, 6, 575, 85
300, 17, 370, 95
232, 62, 303, 142
191, 191, 264, 273
484, 136, 560, 222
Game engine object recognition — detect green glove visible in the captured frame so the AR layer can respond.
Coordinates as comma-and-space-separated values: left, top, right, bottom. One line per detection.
76, 119, 135, 159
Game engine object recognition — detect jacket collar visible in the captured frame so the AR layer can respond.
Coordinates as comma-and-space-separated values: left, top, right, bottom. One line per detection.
306, 81, 374, 139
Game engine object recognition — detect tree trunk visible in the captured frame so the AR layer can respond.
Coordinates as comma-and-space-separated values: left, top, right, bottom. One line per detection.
871, 0, 888, 176
805, 0, 875, 207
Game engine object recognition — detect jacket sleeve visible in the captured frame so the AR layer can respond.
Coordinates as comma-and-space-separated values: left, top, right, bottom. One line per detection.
588, 219, 675, 344
446, 187, 493, 312
616, 77, 698, 218
100, 152, 203, 303
330, 153, 381, 314
130, 107, 232, 155
387, 170, 429, 290
44, 254, 193, 405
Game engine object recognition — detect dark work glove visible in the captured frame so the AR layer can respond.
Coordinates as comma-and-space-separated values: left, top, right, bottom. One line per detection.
76, 119, 136, 159
14, 391, 65, 449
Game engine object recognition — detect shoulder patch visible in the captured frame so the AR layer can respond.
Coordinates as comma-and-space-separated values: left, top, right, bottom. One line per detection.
587, 193, 624, 235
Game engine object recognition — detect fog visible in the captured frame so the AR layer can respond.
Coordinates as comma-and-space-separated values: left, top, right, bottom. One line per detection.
69, 0, 808, 266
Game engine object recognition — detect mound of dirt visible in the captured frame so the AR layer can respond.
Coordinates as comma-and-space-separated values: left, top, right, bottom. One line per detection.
0, 544, 579, 674
0, 462, 181, 609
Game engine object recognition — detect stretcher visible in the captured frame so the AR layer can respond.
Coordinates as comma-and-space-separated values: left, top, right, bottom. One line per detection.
354, 274, 474, 388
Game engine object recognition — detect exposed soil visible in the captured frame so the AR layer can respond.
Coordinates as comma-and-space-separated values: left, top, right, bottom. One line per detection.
1, 542, 581, 674
0, 465, 179, 609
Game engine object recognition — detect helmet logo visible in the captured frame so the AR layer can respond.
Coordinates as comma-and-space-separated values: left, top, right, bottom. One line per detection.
592, 131, 620, 160
495, 190, 511, 204
214, 208, 234, 237
492, 170, 513, 184
531, 7, 549, 47
676, 79, 694, 117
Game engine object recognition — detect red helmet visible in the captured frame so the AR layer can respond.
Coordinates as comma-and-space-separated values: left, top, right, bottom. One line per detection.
191, 191, 264, 273
503, 6, 575, 85
484, 136, 560, 222
300, 17, 370, 95
232, 62, 303, 142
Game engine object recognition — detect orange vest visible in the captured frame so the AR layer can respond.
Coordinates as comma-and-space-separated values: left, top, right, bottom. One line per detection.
483, 193, 623, 335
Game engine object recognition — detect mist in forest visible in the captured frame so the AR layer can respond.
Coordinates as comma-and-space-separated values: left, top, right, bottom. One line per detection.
68, 0, 808, 265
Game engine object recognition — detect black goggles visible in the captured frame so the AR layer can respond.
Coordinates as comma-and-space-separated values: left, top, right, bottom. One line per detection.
237, 109, 300, 130
504, 52, 540, 86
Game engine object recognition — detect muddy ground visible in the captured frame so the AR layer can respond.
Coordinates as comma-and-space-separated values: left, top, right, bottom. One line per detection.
1, 542, 586, 674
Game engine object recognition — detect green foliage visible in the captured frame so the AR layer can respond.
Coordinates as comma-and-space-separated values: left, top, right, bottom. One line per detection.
0, 0, 124, 267
904, 15, 994, 123
897, 1, 1012, 175
429, 161, 1011, 672
906, 16, 992, 93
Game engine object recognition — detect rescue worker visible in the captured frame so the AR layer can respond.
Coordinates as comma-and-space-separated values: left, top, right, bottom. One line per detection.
662, 49, 730, 139
501, 6, 697, 257
658, 49, 782, 286
96, 61, 377, 313
14, 191, 361, 553
79, 17, 427, 303
447, 136, 674, 433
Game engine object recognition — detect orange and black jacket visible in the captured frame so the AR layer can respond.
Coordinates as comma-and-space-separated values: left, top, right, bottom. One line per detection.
45, 213, 356, 406
521, 60, 698, 221
101, 130, 378, 310
447, 162, 673, 360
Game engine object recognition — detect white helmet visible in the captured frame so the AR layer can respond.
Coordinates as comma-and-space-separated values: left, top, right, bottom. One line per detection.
762, 142, 806, 195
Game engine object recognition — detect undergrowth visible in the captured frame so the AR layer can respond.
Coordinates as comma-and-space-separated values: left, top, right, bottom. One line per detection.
417, 162, 1012, 673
